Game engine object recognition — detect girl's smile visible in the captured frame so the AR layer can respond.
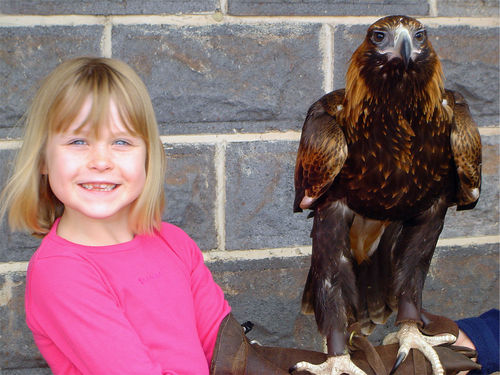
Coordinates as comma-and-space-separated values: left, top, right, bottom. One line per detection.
43, 98, 147, 244
80, 183, 117, 191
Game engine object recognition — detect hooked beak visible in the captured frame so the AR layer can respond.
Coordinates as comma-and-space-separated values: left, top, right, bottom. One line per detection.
394, 28, 412, 69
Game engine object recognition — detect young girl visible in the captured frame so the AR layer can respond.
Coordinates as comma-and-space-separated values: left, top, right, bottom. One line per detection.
0, 57, 233, 374
1, 57, 480, 375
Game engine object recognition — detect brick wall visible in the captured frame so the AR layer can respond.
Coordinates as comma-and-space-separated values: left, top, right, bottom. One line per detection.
1, 1, 499, 373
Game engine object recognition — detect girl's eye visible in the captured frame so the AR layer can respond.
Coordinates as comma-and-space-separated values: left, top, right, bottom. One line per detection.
69, 139, 87, 145
114, 139, 131, 146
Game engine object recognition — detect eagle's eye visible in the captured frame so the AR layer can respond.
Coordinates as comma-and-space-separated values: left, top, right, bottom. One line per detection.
372, 31, 386, 43
415, 30, 425, 42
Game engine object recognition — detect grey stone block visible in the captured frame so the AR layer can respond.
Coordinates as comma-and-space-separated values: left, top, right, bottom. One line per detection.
0, 150, 41, 262
430, 25, 500, 127
0, 0, 214, 15
424, 242, 499, 320
0, 26, 104, 138
210, 255, 323, 351
332, 23, 499, 127
163, 143, 217, 250
437, 0, 499, 16
225, 141, 312, 250
0, 272, 46, 370
223, 134, 498, 251
112, 23, 324, 135
332, 23, 369, 91
228, 0, 428, 16
210, 242, 499, 350
0, 225, 40, 263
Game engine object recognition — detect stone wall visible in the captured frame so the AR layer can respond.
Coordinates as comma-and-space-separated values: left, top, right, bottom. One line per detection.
1, 1, 499, 373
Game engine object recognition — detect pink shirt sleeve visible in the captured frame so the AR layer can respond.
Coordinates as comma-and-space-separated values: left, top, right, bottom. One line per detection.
158, 224, 231, 362
26, 255, 165, 375
189, 240, 231, 360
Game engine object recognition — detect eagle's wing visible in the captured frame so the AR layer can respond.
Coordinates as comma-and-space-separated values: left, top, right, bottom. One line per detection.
445, 90, 482, 210
294, 90, 348, 212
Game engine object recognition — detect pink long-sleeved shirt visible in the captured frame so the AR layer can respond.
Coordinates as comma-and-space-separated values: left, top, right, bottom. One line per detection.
25, 220, 231, 375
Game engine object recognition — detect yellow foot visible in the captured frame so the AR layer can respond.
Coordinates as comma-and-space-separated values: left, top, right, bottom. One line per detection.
291, 354, 367, 375
383, 322, 456, 375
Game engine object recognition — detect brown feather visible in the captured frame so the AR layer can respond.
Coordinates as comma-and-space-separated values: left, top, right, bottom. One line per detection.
446, 90, 482, 209
293, 91, 348, 212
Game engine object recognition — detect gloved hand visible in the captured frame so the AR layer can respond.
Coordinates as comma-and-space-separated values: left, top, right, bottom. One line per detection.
210, 313, 481, 375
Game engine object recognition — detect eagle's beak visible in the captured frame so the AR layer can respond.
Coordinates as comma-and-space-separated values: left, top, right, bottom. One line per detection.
394, 28, 412, 69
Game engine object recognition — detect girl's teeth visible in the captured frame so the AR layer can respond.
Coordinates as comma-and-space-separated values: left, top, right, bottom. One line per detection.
81, 184, 116, 191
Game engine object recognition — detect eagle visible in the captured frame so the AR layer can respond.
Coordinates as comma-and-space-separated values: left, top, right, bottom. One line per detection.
292, 15, 481, 375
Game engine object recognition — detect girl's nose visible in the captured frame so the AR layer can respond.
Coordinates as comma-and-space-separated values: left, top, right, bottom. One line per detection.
88, 145, 113, 171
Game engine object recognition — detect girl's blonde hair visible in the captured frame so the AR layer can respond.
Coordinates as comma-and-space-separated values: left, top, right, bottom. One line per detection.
0, 57, 165, 236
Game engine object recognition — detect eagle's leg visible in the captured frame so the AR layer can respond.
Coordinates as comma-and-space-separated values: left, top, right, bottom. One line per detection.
293, 201, 366, 375
385, 197, 455, 375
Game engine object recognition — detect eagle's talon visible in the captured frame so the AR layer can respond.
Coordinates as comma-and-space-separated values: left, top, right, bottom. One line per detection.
292, 355, 367, 375
389, 351, 407, 375
385, 322, 456, 375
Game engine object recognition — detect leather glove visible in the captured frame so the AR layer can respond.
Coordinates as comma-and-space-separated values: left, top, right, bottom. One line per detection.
210, 313, 481, 375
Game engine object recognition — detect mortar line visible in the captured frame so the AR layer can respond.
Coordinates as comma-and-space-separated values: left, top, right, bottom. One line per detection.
203, 234, 500, 262
218, 0, 228, 14
320, 23, 334, 94
0, 140, 23, 149
101, 17, 113, 58
429, 0, 438, 17
160, 131, 302, 145
215, 141, 227, 251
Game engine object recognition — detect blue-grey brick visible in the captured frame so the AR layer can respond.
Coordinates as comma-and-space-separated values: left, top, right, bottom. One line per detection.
424, 242, 499, 319
437, 0, 499, 16
431, 25, 499, 127
332, 23, 372, 90
209, 241, 499, 349
332, 23, 499, 127
224, 134, 497, 249
0, 225, 41, 263
0, 0, 214, 15
225, 141, 312, 250
0, 272, 46, 370
228, 0, 428, 16
210, 255, 323, 351
163, 143, 217, 250
0, 26, 104, 138
0, 149, 41, 262
112, 23, 324, 134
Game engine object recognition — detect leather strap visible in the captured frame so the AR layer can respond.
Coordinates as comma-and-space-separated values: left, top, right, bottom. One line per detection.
348, 323, 387, 374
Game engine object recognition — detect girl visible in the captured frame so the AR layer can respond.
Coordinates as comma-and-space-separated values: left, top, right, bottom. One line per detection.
0, 56, 232, 374
0, 57, 480, 375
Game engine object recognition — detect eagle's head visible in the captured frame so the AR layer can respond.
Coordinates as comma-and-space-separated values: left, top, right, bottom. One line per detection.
342, 15, 446, 121
364, 15, 432, 72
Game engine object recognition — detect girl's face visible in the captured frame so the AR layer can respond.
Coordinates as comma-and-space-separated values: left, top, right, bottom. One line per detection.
43, 98, 147, 240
